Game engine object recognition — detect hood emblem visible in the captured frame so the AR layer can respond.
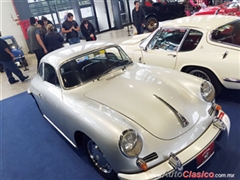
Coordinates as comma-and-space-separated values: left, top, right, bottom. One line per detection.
154, 94, 189, 128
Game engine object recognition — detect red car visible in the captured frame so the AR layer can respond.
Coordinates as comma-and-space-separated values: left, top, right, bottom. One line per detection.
193, 1, 240, 16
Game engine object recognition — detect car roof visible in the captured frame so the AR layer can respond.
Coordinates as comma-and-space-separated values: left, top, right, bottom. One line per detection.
41, 42, 116, 68
160, 15, 239, 30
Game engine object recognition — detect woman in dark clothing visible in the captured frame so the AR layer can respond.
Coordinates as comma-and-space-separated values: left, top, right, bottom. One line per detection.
80, 19, 97, 41
45, 24, 64, 53
37, 20, 47, 45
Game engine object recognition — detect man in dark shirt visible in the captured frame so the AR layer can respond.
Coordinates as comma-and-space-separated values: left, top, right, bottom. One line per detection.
132, 0, 146, 34
0, 38, 29, 84
62, 13, 80, 45
27, 17, 48, 68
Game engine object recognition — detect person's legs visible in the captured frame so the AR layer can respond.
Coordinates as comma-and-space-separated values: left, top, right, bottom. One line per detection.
1, 61, 28, 83
34, 49, 45, 68
0, 63, 4, 73
73, 37, 80, 44
139, 25, 144, 34
3, 67, 17, 84
68, 37, 80, 45
135, 25, 141, 35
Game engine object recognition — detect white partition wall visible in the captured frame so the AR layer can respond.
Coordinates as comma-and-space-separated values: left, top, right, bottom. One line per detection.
107, 0, 115, 29
0, 1, 28, 54
94, 1, 109, 31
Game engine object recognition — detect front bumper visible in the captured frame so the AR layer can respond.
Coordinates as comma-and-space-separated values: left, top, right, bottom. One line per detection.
118, 110, 230, 180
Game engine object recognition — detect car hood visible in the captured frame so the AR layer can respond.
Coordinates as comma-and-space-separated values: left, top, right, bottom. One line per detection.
121, 34, 150, 45
84, 65, 203, 140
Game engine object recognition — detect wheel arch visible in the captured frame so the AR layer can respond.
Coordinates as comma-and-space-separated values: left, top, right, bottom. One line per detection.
180, 65, 224, 95
74, 130, 86, 148
145, 13, 158, 20
180, 65, 222, 85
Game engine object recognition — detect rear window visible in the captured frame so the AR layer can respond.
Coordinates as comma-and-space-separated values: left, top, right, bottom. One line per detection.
210, 20, 240, 47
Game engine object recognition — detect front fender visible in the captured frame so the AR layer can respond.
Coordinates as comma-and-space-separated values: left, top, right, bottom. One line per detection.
64, 101, 143, 173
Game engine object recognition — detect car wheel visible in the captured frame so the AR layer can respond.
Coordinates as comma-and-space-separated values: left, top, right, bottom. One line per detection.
20, 57, 28, 67
185, 67, 223, 96
146, 16, 158, 32
83, 136, 118, 180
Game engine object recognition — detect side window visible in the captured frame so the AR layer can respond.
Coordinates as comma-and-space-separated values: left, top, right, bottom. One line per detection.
211, 20, 240, 46
43, 63, 60, 86
38, 63, 44, 78
148, 28, 187, 51
179, 29, 203, 52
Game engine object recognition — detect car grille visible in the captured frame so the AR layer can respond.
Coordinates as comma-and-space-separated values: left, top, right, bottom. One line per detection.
143, 152, 158, 163
208, 104, 215, 116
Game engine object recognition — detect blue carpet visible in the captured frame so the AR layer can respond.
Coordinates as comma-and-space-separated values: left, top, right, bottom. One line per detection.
0, 89, 239, 180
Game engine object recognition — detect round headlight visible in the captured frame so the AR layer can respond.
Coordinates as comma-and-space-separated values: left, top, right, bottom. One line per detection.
119, 129, 143, 158
200, 81, 215, 102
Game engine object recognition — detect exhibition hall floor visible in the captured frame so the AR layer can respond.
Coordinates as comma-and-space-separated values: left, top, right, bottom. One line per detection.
1, 28, 240, 180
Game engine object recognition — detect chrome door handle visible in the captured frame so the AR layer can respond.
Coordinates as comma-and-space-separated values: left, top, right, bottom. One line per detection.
222, 51, 228, 59
168, 54, 176, 58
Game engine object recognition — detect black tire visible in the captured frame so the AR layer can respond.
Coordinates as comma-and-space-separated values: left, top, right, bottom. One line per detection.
146, 16, 158, 32
21, 57, 28, 67
185, 67, 223, 96
82, 136, 118, 180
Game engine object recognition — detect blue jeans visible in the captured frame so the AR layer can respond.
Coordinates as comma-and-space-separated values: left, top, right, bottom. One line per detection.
135, 25, 144, 35
0, 60, 26, 83
68, 37, 80, 45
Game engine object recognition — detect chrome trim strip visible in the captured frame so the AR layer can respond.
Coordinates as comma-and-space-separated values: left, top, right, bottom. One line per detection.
154, 94, 189, 127
43, 114, 77, 148
223, 78, 240, 83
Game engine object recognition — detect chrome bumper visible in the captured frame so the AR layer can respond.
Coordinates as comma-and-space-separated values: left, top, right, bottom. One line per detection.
118, 110, 230, 180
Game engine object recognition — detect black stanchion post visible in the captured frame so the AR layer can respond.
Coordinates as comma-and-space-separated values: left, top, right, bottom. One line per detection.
127, 25, 131, 36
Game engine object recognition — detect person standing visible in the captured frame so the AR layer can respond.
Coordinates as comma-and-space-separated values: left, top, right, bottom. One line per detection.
0, 38, 29, 84
62, 13, 80, 45
183, 0, 199, 16
132, 0, 145, 35
37, 20, 47, 45
80, 19, 97, 41
27, 17, 48, 68
41, 16, 53, 27
45, 24, 64, 52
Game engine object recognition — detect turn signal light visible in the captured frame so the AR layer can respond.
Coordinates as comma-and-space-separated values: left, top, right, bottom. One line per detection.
215, 104, 222, 111
137, 158, 148, 171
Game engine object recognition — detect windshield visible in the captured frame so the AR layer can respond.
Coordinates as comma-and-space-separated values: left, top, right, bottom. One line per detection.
60, 46, 132, 89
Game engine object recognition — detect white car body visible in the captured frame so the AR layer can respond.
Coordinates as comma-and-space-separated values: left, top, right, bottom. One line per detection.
121, 15, 240, 94
28, 42, 230, 180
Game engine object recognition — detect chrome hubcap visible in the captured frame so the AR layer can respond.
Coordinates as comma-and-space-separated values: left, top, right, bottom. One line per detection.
189, 70, 211, 82
147, 19, 157, 31
87, 140, 112, 174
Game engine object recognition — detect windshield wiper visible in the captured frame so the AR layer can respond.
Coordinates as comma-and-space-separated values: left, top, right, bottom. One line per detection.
121, 61, 133, 71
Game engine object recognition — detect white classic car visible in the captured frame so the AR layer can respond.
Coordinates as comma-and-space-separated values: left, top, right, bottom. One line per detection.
28, 42, 230, 180
121, 15, 240, 95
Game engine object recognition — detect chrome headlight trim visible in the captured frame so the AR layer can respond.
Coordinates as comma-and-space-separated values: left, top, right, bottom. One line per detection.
200, 81, 215, 102
119, 129, 143, 158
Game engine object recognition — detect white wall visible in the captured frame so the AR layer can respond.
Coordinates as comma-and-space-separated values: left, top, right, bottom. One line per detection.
0, 0, 29, 54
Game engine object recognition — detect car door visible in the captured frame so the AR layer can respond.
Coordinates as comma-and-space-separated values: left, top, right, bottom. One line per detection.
37, 63, 67, 133
140, 27, 188, 69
